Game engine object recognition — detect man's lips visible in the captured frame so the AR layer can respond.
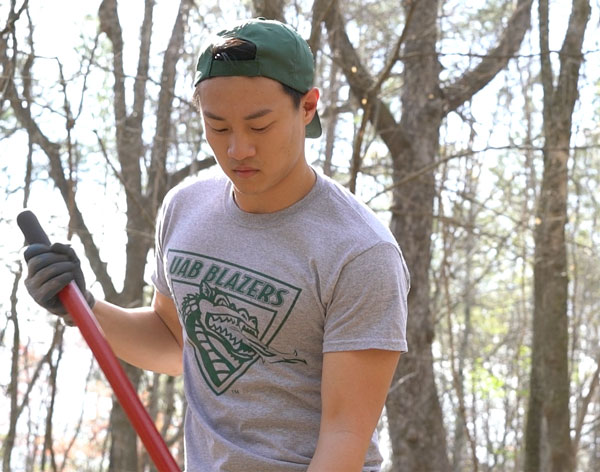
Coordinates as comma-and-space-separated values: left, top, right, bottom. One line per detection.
233, 167, 259, 178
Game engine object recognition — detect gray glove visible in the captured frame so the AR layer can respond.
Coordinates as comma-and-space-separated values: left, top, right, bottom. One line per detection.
24, 242, 95, 325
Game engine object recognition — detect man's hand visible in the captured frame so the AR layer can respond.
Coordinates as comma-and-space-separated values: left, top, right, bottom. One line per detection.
24, 242, 95, 324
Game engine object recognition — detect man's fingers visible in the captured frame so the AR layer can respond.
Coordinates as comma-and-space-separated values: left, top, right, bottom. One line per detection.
50, 242, 78, 261
28, 271, 74, 302
26, 251, 73, 275
23, 243, 51, 262
24, 243, 78, 264
40, 273, 75, 305
26, 265, 74, 300
28, 261, 76, 287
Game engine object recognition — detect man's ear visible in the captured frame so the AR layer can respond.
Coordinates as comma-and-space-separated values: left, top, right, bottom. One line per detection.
302, 87, 320, 125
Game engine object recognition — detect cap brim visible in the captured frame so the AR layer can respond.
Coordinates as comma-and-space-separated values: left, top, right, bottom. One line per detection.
306, 111, 322, 138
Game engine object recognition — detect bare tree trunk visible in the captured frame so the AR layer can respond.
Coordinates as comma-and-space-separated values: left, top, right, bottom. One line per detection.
524, 1, 590, 471
140, 372, 162, 472
4, 132, 34, 472
40, 324, 64, 472
322, 62, 340, 177
161, 376, 177, 440
58, 359, 95, 472
3, 263, 23, 472
593, 402, 600, 472
106, 363, 142, 472
318, 0, 533, 468
252, 0, 286, 22
450, 160, 478, 472
385, 2, 449, 467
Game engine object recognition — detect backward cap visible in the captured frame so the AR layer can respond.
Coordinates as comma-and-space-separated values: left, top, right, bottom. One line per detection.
194, 18, 321, 138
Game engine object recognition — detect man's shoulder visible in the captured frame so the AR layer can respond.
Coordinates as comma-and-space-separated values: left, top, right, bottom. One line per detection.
315, 173, 397, 247
164, 171, 227, 206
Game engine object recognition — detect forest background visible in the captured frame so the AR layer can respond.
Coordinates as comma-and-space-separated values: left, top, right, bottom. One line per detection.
1, 0, 599, 471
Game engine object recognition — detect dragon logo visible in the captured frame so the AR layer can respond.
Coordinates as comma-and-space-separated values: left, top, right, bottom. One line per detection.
182, 282, 306, 394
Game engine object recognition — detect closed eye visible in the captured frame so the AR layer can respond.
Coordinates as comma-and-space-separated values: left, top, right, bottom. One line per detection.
208, 125, 228, 133
251, 122, 273, 133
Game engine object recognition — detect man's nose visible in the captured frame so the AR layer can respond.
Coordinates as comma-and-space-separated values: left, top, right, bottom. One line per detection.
227, 133, 256, 161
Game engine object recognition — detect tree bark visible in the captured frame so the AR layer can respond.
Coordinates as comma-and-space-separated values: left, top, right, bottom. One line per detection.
98, 1, 150, 467
524, 1, 591, 471
40, 324, 64, 472
147, 0, 194, 221
322, 62, 340, 177
3, 264, 23, 472
252, 0, 286, 22
385, 2, 449, 467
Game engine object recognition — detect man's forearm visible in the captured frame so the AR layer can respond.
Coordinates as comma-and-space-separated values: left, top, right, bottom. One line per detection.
92, 300, 183, 376
308, 430, 369, 472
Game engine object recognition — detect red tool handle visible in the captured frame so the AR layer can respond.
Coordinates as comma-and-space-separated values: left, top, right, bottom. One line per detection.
17, 210, 180, 472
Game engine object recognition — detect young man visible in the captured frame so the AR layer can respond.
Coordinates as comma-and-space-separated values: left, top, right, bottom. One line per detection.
24, 18, 409, 471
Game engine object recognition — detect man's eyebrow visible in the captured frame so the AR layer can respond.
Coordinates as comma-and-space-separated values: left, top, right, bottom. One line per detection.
203, 110, 225, 121
243, 108, 273, 120
202, 108, 273, 121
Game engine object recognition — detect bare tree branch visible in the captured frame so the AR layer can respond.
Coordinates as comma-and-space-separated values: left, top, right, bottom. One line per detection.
132, 0, 154, 123
98, 0, 127, 135
443, 0, 533, 114
147, 0, 194, 215
40, 324, 64, 472
0, 0, 29, 38
573, 357, 600, 453
370, 0, 417, 95
553, 0, 591, 129
169, 157, 216, 189
320, 0, 411, 157
94, 129, 156, 230
0, 37, 117, 298
308, 0, 334, 55
74, 32, 101, 122
58, 359, 96, 472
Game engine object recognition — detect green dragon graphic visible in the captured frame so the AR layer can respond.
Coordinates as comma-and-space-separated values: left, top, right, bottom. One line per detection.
182, 282, 305, 394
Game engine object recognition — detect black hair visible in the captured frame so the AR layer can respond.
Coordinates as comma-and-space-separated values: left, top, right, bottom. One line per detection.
192, 37, 305, 111
212, 37, 257, 61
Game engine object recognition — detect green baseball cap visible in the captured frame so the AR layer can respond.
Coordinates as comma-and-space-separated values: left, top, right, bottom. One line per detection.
194, 18, 322, 138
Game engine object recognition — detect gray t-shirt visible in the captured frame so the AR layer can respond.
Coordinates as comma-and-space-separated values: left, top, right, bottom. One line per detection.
152, 170, 409, 471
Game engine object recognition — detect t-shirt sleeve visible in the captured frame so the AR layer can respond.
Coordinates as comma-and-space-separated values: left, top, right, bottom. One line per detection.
151, 197, 172, 297
323, 242, 409, 353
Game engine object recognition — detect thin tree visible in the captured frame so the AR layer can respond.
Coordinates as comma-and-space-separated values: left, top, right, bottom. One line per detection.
524, 0, 591, 471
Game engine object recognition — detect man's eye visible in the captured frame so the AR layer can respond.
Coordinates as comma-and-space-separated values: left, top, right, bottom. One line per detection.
210, 126, 228, 133
251, 123, 272, 132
